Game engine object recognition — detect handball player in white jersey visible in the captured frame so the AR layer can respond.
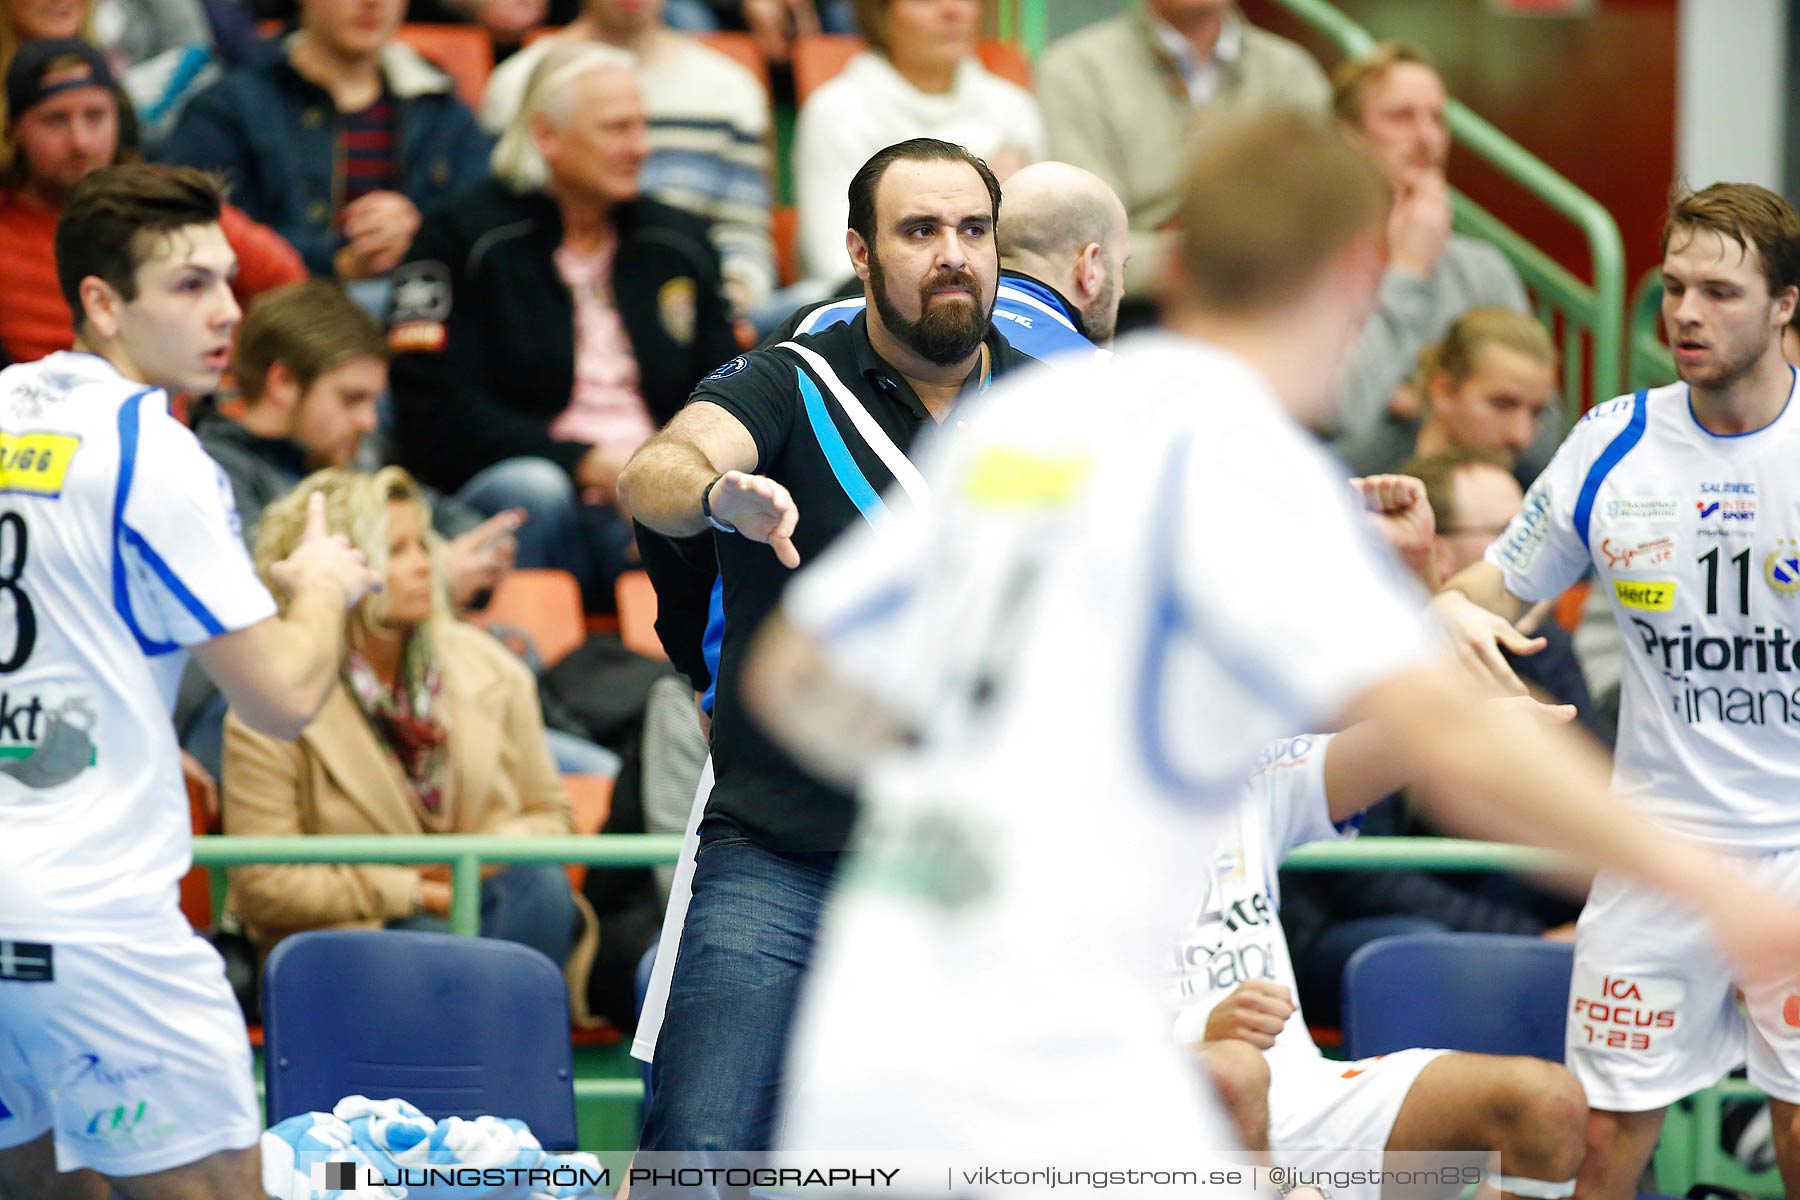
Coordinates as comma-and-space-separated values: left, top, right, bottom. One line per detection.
728, 116, 1800, 1193
1436, 183, 1800, 1200
0, 165, 378, 1200
1174, 727, 1588, 1200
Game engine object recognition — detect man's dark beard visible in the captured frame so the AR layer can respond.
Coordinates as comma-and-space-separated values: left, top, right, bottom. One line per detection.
868, 250, 991, 367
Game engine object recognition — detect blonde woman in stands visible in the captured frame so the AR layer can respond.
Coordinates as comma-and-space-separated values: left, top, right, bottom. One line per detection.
790, 0, 1042, 291
223, 467, 604, 1020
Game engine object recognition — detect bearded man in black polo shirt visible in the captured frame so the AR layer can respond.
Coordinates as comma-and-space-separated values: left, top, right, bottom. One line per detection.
619, 136, 1040, 1164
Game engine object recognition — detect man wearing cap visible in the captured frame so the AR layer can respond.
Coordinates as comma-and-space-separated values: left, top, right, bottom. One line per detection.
0, 39, 304, 365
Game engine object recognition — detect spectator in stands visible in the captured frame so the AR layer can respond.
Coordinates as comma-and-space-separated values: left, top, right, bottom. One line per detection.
1035, 0, 1327, 315
1407, 308, 1559, 481
160, 0, 491, 285
791, 0, 1043, 289
223, 466, 605, 1020
481, 0, 776, 317
659, 0, 849, 62
181, 279, 626, 788
1408, 448, 1601, 737
195, 279, 518, 607
0, 0, 223, 139
404, 0, 547, 53
0, 38, 304, 364
388, 42, 737, 605
1326, 42, 1555, 479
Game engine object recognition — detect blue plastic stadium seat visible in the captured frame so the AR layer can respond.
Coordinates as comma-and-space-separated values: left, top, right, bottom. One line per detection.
262, 929, 577, 1148
1342, 932, 1574, 1063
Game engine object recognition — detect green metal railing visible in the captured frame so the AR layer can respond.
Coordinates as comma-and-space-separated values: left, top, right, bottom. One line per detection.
1264, 0, 1625, 413
1630, 268, 1677, 390
197, 833, 684, 936
984, 3, 1628, 409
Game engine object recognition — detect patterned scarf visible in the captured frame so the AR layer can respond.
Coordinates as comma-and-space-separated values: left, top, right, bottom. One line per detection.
343, 627, 450, 817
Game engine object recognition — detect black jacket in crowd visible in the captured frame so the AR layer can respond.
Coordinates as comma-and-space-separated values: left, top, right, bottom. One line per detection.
387, 177, 741, 494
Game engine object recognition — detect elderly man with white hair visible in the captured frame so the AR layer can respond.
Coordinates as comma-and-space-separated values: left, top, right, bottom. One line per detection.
387, 40, 739, 603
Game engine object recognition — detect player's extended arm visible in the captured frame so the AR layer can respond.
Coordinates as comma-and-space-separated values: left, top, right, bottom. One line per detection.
1345, 663, 1800, 983
191, 494, 380, 741
617, 401, 802, 568
741, 611, 910, 789
1431, 560, 1546, 694
1321, 695, 1574, 824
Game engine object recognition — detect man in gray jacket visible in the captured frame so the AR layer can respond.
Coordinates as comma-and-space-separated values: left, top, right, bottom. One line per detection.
1326, 41, 1555, 481
1036, 1, 1329, 308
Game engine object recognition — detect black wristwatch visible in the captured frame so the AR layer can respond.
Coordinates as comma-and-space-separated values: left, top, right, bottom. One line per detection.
701, 474, 737, 533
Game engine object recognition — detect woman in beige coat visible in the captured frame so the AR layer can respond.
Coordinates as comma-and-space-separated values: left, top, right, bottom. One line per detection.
224, 466, 598, 1013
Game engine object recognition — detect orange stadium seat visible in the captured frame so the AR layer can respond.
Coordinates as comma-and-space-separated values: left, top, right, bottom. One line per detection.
395, 24, 493, 110
1555, 578, 1590, 633
475, 568, 586, 668
792, 33, 860, 106
794, 34, 1030, 105
615, 569, 667, 661
976, 39, 1031, 88
772, 205, 799, 286
179, 771, 216, 930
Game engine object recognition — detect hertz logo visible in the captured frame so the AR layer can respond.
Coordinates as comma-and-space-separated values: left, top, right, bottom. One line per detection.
1614, 580, 1675, 611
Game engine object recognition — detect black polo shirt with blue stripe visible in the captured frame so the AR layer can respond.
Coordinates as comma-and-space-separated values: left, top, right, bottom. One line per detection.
693, 310, 1038, 854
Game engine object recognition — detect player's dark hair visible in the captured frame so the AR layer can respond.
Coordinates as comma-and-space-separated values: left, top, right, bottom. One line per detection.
55, 163, 224, 330
847, 138, 1001, 248
1663, 182, 1800, 301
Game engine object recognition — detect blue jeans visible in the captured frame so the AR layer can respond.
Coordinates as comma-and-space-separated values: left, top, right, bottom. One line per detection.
545, 728, 623, 778
637, 821, 840, 1158
454, 455, 635, 608
388, 863, 579, 968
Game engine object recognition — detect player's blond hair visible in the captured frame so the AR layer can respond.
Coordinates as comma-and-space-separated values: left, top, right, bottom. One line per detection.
1174, 111, 1390, 312
253, 466, 450, 634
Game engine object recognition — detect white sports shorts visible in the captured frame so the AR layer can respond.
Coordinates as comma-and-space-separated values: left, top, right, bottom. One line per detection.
1567, 853, 1800, 1111
1268, 1046, 1448, 1200
0, 932, 261, 1177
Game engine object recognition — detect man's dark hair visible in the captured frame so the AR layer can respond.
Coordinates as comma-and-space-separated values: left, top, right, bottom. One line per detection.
55, 163, 223, 327
235, 279, 389, 404
847, 138, 1001, 246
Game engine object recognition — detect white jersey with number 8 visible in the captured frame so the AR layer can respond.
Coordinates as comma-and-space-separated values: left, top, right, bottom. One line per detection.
0, 351, 275, 944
